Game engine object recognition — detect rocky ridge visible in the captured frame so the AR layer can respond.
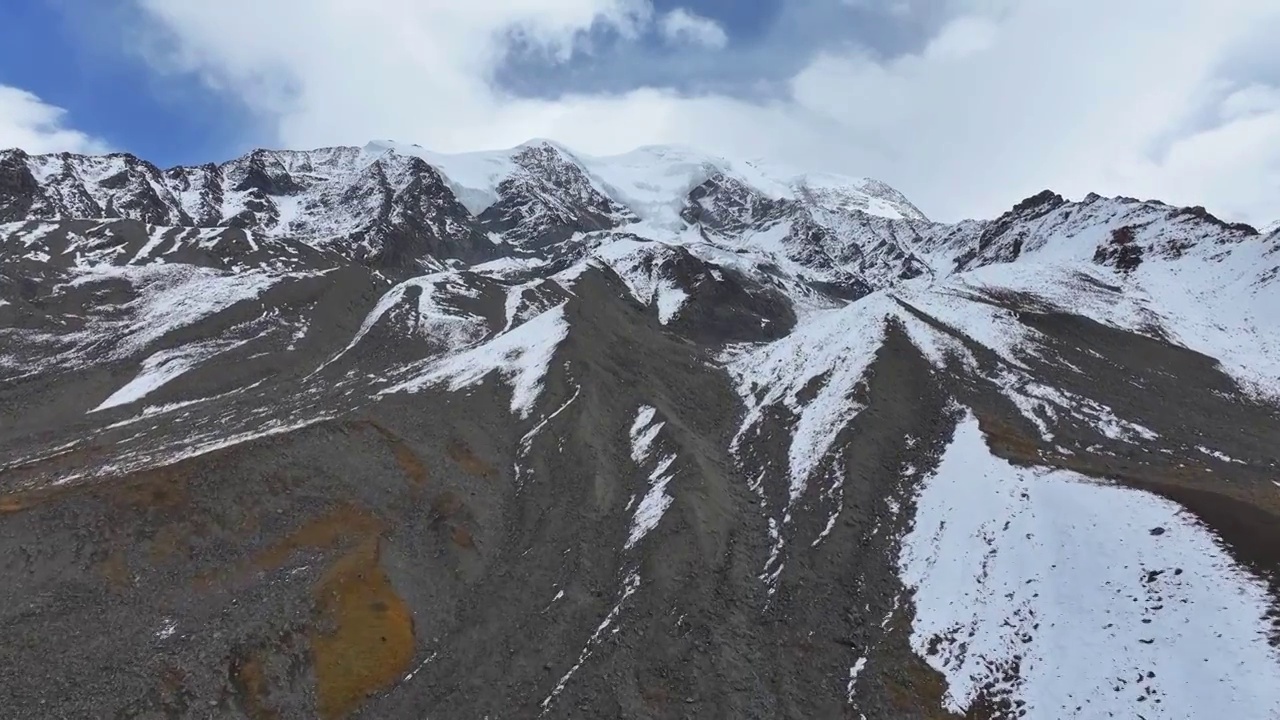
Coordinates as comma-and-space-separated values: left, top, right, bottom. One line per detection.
1, 139, 1278, 720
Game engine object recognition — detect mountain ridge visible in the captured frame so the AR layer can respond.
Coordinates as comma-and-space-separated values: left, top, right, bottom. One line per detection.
1, 139, 1278, 720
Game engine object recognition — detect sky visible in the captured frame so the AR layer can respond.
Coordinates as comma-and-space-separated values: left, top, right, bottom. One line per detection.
1, 0, 1278, 225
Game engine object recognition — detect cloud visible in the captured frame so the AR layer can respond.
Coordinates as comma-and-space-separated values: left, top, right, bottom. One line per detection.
658, 8, 728, 49
921, 16, 998, 61
126, 0, 1280, 225
0, 85, 108, 154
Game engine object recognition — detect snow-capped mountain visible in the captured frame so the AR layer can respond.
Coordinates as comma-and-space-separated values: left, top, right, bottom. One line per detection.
1, 140, 1278, 720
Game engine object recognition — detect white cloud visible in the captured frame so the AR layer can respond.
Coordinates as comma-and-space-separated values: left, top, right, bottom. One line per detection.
1220, 84, 1280, 122
0, 85, 107, 154
658, 8, 728, 49
922, 16, 998, 61
128, 0, 1280, 225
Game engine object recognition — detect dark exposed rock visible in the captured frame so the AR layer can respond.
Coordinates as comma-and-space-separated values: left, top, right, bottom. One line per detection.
0, 149, 39, 222
1, 141, 1277, 720
477, 142, 636, 249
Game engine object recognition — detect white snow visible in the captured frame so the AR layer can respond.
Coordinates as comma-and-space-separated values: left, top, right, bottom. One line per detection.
91, 339, 247, 412
471, 256, 547, 276
996, 369, 1159, 444
725, 291, 966, 501
515, 383, 582, 486
846, 657, 868, 703
900, 413, 1280, 719
369, 141, 519, 215
628, 405, 663, 464
271, 194, 305, 233
95, 265, 278, 357
372, 140, 918, 229
916, 213, 1280, 401
541, 572, 642, 715
118, 414, 337, 476
626, 455, 676, 550
1196, 446, 1247, 465
654, 285, 688, 324
329, 271, 488, 365
591, 239, 691, 324
625, 405, 676, 549
573, 145, 722, 228
155, 619, 177, 640
402, 652, 439, 684
385, 303, 569, 418
1131, 243, 1280, 400
503, 280, 549, 333
130, 227, 174, 265
892, 278, 1040, 369
0, 263, 281, 381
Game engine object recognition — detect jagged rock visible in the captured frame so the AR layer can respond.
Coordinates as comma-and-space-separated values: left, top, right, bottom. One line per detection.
1, 138, 1278, 720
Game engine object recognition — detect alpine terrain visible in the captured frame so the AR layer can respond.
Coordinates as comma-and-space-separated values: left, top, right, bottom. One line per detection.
1, 139, 1278, 719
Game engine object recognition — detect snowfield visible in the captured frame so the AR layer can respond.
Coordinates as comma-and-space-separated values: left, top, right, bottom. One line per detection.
901, 414, 1280, 719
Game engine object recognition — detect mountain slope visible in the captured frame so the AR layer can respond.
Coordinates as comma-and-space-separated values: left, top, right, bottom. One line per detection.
1, 140, 1278, 720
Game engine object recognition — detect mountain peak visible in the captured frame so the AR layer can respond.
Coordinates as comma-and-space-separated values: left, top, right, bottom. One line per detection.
3, 135, 1279, 720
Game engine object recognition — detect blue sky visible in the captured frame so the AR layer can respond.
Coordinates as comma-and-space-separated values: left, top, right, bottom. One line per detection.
1, 0, 1278, 225
2, 0, 800, 165
0, 0, 251, 164
0, 0, 930, 167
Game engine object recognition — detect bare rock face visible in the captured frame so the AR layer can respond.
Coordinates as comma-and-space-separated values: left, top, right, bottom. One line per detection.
0, 150, 41, 222
2, 139, 1279, 720
477, 142, 638, 248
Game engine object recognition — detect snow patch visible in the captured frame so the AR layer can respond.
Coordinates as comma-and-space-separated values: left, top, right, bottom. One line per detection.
386, 303, 569, 418
629, 405, 663, 464
725, 292, 966, 501
1196, 446, 1247, 465
625, 405, 676, 549
540, 572, 642, 715
846, 657, 868, 703
91, 340, 248, 412
996, 370, 1159, 444
626, 454, 676, 550
900, 413, 1280, 719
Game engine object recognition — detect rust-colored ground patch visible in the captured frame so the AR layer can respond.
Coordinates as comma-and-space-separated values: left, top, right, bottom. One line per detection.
0, 445, 190, 516
99, 546, 132, 591
229, 651, 281, 720
311, 539, 414, 720
446, 439, 495, 477
389, 442, 428, 487
252, 503, 384, 573
450, 524, 476, 549
230, 504, 415, 719
429, 490, 478, 550
115, 468, 189, 510
974, 412, 1043, 464
884, 665, 963, 720
869, 605, 965, 720
0, 479, 93, 516
431, 490, 464, 518
149, 523, 192, 564
348, 420, 429, 488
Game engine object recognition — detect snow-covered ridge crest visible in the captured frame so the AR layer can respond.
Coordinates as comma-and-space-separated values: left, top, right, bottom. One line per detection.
2, 141, 925, 240
399, 140, 927, 226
